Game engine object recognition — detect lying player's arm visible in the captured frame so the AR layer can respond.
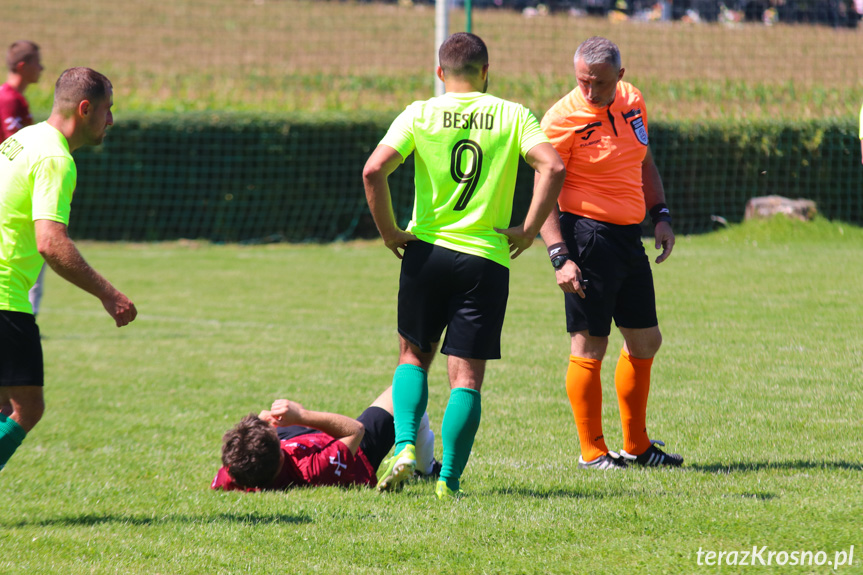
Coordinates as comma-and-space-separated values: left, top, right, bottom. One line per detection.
362, 144, 416, 259
496, 142, 566, 259
262, 399, 365, 456
35, 219, 137, 326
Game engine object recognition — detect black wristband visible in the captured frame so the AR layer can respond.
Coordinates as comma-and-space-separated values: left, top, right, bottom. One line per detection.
649, 203, 672, 226
547, 242, 569, 260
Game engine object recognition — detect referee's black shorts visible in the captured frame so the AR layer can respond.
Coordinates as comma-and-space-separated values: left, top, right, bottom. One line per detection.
0, 310, 44, 387
397, 240, 509, 360
560, 212, 658, 337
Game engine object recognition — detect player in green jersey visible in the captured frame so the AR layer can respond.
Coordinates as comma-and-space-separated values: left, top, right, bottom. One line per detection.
0, 67, 137, 473
362, 32, 565, 499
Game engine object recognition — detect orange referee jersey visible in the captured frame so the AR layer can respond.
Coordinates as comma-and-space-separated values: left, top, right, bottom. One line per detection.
541, 81, 649, 226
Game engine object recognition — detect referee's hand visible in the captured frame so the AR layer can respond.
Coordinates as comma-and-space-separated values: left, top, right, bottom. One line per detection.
654, 221, 675, 264
495, 225, 534, 259
556, 260, 586, 299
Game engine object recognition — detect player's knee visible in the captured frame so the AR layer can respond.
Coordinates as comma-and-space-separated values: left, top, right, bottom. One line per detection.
622, 327, 662, 358
399, 350, 434, 371
571, 332, 608, 359
647, 330, 662, 354
13, 396, 45, 432
636, 330, 662, 357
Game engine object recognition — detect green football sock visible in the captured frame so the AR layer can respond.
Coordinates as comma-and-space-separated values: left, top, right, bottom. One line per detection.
392, 364, 428, 453
440, 387, 481, 492
0, 413, 27, 471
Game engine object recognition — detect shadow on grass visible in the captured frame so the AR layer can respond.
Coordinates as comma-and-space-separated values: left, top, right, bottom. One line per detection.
490, 486, 623, 499
721, 492, 779, 500
493, 485, 786, 501
2, 511, 312, 528
688, 460, 862, 473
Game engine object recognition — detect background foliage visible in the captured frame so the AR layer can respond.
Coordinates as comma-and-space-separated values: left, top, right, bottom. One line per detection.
6, 0, 863, 120
5, 0, 862, 241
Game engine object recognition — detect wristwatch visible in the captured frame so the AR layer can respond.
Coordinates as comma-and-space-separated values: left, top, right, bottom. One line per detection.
551, 254, 569, 270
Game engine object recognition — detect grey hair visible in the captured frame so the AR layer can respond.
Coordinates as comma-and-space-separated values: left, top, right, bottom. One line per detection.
574, 37, 621, 70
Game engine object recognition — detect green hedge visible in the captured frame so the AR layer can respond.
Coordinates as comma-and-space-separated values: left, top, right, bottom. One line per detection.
649, 118, 863, 233
68, 113, 862, 242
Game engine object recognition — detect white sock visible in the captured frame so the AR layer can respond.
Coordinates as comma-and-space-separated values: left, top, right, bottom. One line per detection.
415, 412, 435, 475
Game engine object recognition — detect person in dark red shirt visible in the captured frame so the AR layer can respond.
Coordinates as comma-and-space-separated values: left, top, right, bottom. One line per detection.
211, 387, 438, 492
1, 40, 42, 143
1, 40, 47, 318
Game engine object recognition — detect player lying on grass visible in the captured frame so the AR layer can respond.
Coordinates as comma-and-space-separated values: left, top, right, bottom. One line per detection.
211, 386, 438, 491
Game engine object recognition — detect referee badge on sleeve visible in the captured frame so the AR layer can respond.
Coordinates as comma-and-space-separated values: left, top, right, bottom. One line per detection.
631, 117, 649, 145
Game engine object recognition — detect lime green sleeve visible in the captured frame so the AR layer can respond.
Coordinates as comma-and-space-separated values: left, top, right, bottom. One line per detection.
31, 156, 76, 225
519, 108, 550, 157
380, 103, 419, 162
859, 101, 863, 140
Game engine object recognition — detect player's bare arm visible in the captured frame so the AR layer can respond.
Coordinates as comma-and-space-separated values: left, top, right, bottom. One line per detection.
642, 146, 675, 264
495, 142, 565, 259
362, 144, 416, 259
538, 202, 586, 298
266, 399, 365, 455
35, 219, 137, 327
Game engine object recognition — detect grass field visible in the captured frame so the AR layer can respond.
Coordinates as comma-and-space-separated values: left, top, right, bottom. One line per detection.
6, 0, 863, 120
1, 217, 861, 574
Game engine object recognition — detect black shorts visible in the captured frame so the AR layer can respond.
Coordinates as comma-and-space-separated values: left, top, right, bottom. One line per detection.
276, 406, 394, 472
560, 213, 658, 337
0, 310, 43, 387
398, 241, 509, 360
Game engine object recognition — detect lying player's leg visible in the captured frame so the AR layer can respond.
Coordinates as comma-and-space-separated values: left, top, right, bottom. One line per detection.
363, 386, 436, 478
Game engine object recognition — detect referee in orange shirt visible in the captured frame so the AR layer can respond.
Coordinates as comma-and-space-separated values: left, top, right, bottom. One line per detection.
539, 36, 682, 470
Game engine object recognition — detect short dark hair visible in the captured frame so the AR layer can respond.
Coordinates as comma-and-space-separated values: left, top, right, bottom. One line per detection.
6, 40, 39, 72
221, 414, 282, 489
439, 32, 488, 78
52, 67, 113, 114
574, 36, 621, 71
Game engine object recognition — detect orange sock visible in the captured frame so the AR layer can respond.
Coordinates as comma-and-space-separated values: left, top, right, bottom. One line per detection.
615, 349, 653, 455
565, 355, 608, 462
